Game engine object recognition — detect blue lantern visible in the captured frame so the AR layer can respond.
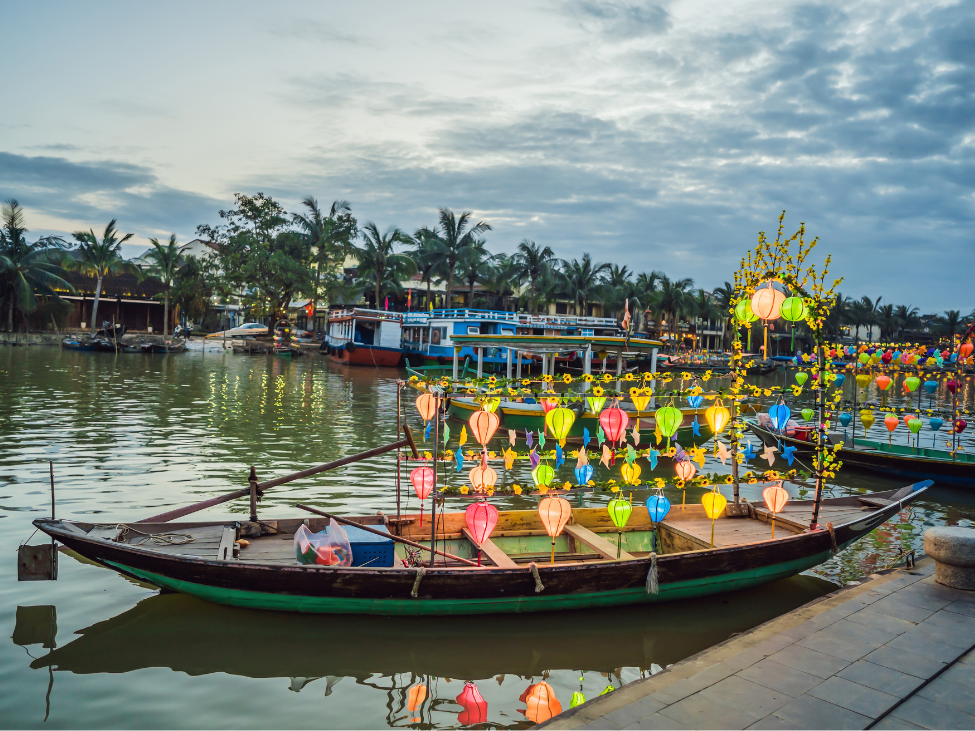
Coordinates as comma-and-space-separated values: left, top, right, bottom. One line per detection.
575, 463, 594, 486
687, 394, 703, 408
646, 494, 671, 523
930, 417, 944, 446
839, 413, 852, 427
769, 404, 792, 430
833, 374, 845, 387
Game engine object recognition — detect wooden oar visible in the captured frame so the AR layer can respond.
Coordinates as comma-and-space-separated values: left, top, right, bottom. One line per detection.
140, 426, 419, 523
296, 503, 479, 567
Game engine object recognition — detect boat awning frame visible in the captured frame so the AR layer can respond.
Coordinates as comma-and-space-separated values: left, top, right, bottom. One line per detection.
449, 334, 662, 355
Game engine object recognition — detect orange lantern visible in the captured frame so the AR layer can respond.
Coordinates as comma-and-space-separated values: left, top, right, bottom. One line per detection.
469, 463, 498, 493
885, 415, 899, 432
538, 495, 572, 564
416, 393, 438, 421
674, 461, 696, 481
524, 681, 562, 724
750, 282, 785, 321
763, 483, 789, 539
876, 375, 892, 391
903, 414, 916, 428
961, 342, 974, 359
408, 684, 427, 722
469, 410, 500, 446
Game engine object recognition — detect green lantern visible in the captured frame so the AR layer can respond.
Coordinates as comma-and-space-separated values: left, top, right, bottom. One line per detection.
607, 497, 632, 529
780, 296, 807, 321
532, 464, 555, 487
905, 376, 920, 393
801, 407, 814, 421
795, 372, 808, 386
735, 298, 757, 323
586, 395, 606, 414
908, 418, 923, 434
655, 406, 683, 438
570, 691, 586, 708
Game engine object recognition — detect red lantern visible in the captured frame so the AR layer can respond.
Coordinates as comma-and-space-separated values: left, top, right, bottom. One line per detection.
599, 405, 629, 444
956, 418, 968, 434
469, 410, 500, 446
947, 379, 958, 395
410, 464, 435, 526
456, 682, 488, 725
881, 350, 892, 364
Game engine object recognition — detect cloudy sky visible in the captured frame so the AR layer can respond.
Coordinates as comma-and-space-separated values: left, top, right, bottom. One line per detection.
2, 0, 972, 311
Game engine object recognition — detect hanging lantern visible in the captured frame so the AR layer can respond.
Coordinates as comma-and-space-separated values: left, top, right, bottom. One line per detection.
607, 497, 632, 529
961, 343, 974, 359
456, 682, 488, 725
630, 387, 652, 412
795, 372, 808, 386
570, 690, 586, 708
860, 409, 875, 431
620, 462, 641, 484
734, 298, 757, 323
704, 401, 731, 435
586, 395, 606, 414
750, 282, 785, 320
876, 375, 892, 391
482, 397, 501, 413
408, 684, 428, 718
410, 465, 435, 500
763, 483, 789, 539
654, 406, 683, 438
701, 490, 728, 547
801, 407, 814, 421
469, 463, 498, 493
779, 296, 807, 322
924, 380, 938, 395
646, 493, 672, 523
538, 496, 572, 564
545, 407, 576, 446
599, 406, 630, 444
947, 379, 958, 395
532, 463, 555, 487
833, 374, 846, 387
524, 681, 562, 724
905, 376, 920, 393
469, 410, 500, 446
930, 417, 944, 432
674, 460, 696, 481
956, 418, 968, 434
415, 393, 438, 421
855, 373, 872, 389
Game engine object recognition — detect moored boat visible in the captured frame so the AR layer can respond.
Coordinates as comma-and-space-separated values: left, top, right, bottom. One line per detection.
153, 340, 187, 353
62, 337, 98, 351
325, 308, 404, 367
33, 483, 928, 616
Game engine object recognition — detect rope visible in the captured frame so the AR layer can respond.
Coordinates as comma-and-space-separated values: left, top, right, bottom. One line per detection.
646, 553, 659, 595
411, 566, 425, 598
529, 562, 545, 593
116, 525, 194, 546
827, 522, 838, 555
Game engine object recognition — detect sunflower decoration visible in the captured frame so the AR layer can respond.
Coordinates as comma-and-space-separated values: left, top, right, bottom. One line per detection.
512, 484, 523, 495
507, 388, 519, 397
466, 388, 477, 395
680, 371, 692, 380
592, 385, 605, 397
623, 372, 636, 381
562, 373, 573, 384
409, 375, 419, 382
487, 375, 497, 385
583, 373, 595, 382
521, 379, 531, 386
542, 374, 554, 383
602, 373, 613, 383
439, 379, 450, 389
641, 371, 654, 381
460, 486, 470, 495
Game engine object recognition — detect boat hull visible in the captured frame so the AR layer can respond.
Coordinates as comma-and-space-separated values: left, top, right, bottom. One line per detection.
330, 344, 403, 367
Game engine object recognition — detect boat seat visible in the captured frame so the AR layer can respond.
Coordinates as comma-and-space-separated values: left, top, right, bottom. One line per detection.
857, 496, 894, 508
462, 528, 517, 568
564, 524, 634, 560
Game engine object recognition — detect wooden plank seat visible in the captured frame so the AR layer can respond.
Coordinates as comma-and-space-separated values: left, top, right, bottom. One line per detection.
462, 528, 518, 568
564, 524, 634, 560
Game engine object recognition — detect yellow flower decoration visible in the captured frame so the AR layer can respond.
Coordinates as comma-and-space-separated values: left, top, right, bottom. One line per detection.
460, 486, 470, 494
624, 373, 636, 381
488, 375, 497, 384
562, 373, 573, 384
582, 374, 594, 382
563, 481, 572, 489
542, 374, 554, 383
466, 388, 477, 395
521, 379, 531, 386
592, 386, 605, 396
512, 484, 522, 495
537, 485, 549, 494
409, 375, 418, 382
602, 373, 613, 382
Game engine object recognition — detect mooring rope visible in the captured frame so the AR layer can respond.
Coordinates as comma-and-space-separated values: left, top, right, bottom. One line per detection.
410, 566, 425, 598
529, 562, 545, 593
827, 522, 838, 555
116, 525, 194, 546
646, 553, 659, 595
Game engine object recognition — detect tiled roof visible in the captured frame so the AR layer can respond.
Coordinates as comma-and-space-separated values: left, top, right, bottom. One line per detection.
54, 271, 168, 300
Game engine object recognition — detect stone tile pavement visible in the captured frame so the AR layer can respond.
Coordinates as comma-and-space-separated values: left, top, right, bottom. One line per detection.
541, 560, 975, 730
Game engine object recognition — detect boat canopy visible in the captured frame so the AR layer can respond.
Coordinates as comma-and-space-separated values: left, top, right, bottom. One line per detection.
449, 333, 663, 355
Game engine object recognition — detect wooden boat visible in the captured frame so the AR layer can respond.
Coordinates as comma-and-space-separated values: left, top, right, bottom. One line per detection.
153, 339, 187, 353
34, 483, 927, 616
746, 418, 975, 487
120, 342, 154, 353
325, 308, 404, 367
62, 337, 98, 351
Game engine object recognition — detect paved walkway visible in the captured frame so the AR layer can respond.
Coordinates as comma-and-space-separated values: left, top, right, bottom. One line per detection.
542, 560, 975, 730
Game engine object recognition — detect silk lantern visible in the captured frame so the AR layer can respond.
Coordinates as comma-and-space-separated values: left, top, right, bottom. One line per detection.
456, 682, 488, 725
465, 501, 498, 566
646, 491, 671, 552
586, 395, 607, 414
655, 406, 683, 439
905, 376, 920, 393
600, 406, 630, 444
702, 490, 728, 547
750, 282, 785, 320
545, 407, 576, 446
469, 410, 500, 446
839, 413, 852, 428
780, 296, 807, 322
956, 418, 968, 434
763, 483, 789, 539
908, 418, 923, 434
524, 681, 562, 724
961, 343, 974, 359
415, 393, 438, 421
469, 463, 498, 493
795, 372, 808, 386
630, 387, 652, 412
769, 403, 791, 430
410, 464, 435, 526
833, 374, 846, 387
855, 373, 872, 389
620, 462, 641, 484
876, 375, 891, 391
860, 409, 875, 432
608, 496, 632, 558
947, 379, 958, 395
735, 298, 758, 323
538, 495, 572, 564
704, 401, 731, 435
801, 407, 814, 421
532, 463, 555, 488
481, 397, 500, 413
675, 460, 696, 481
884, 415, 899, 443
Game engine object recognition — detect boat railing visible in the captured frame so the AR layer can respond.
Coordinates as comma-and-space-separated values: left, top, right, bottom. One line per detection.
401, 309, 619, 327
328, 308, 404, 322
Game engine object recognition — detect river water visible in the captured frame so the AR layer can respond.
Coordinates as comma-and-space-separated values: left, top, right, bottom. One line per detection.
2, 346, 973, 729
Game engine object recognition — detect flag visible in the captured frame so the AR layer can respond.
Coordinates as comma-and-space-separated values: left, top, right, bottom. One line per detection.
304, 302, 314, 318
429, 301, 433, 311
622, 297, 631, 332
407, 289, 412, 309
384, 296, 389, 310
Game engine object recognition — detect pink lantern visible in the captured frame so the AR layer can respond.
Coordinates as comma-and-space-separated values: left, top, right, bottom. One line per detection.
956, 418, 968, 434
465, 501, 499, 566
599, 406, 629, 444
456, 682, 488, 725
410, 464, 435, 526
947, 379, 958, 395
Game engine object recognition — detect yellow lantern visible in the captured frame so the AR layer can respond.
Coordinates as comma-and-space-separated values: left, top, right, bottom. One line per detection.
859, 409, 875, 433
481, 397, 500, 413
545, 407, 576, 446
855, 373, 872, 389
704, 401, 731, 435
701, 490, 728, 547
750, 282, 785, 321
629, 387, 652, 412
620, 462, 641, 484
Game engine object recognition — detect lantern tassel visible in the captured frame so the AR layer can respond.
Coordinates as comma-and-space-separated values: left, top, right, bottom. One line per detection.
645, 552, 659, 595
710, 517, 715, 547
771, 516, 775, 540
551, 538, 556, 565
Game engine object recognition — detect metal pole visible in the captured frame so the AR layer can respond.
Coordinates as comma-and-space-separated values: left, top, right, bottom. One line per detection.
430, 396, 440, 568
396, 382, 402, 523
506, 346, 512, 379
810, 343, 826, 529
49, 461, 55, 519
248, 466, 259, 523
649, 347, 658, 408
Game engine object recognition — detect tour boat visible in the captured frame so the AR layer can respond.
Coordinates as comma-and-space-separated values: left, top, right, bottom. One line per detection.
325, 309, 404, 367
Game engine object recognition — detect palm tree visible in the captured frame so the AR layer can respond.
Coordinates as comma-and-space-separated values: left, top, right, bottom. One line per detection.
846, 296, 877, 345
354, 223, 414, 307
293, 197, 357, 317
652, 275, 694, 339
411, 228, 442, 309
69, 220, 137, 333
937, 310, 963, 345
0, 200, 72, 332
513, 239, 555, 314
689, 289, 723, 349
426, 209, 491, 309
560, 254, 610, 316
143, 235, 190, 337
712, 281, 736, 348
487, 253, 524, 311
894, 304, 921, 338
457, 240, 495, 306
824, 293, 851, 341
876, 304, 897, 341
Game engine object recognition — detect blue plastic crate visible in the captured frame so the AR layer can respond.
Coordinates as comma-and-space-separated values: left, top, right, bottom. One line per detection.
342, 524, 395, 568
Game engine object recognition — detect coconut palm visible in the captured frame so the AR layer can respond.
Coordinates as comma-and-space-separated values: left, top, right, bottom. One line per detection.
689, 289, 723, 347
845, 296, 877, 345
937, 310, 963, 345
143, 235, 190, 337
513, 239, 555, 314
651, 275, 694, 339
876, 304, 897, 341
559, 254, 610, 316
293, 197, 357, 316
425, 209, 491, 309
69, 220, 138, 333
354, 223, 414, 307
411, 228, 442, 309
0, 200, 72, 332
486, 253, 524, 311
894, 304, 921, 338
457, 240, 495, 307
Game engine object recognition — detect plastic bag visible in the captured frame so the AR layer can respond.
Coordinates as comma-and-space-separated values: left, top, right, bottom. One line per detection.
295, 522, 353, 566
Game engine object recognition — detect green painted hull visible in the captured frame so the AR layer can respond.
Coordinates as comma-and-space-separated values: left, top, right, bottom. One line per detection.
109, 551, 830, 616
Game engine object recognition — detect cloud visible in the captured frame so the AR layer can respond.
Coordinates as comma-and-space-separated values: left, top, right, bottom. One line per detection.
567, 0, 672, 38
267, 18, 369, 46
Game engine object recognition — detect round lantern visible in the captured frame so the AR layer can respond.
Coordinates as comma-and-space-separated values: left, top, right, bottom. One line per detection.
961, 343, 974, 359
903, 414, 915, 428
415, 393, 438, 421
956, 418, 968, 434
465, 501, 499, 566
763, 483, 789, 539
608, 497, 632, 528
456, 682, 488, 725
704, 402, 731, 435
860, 409, 875, 431
545, 407, 576, 445
930, 417, 944, 432
469, 410, 500, 446
735, 298, 758, 323
801, 407, 814, 421
600, 406, 630, 444
702, 490, 728, 547
468, 463, 498, 493
538, 496, 572, 564
532, 463, 555, 487
646, 493, 672, 524
655, 406, 683, 438
674, 460, 696, 482
524, 681, 562, 724
947, 379, 957, 395
410, 465, 435, 501
750, 282, 785, 321
876, 375, 892, 391
780, 296, 807, 322
586, 395, 607, 414
925, 379, 941, 395
620, 462, 642, 484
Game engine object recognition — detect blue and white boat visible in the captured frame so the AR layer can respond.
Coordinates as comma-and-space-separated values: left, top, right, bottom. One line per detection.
400, 308, 621, 371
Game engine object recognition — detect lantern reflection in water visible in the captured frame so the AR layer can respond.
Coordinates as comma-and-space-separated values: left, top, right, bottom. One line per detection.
456, 681, 488, 725
523, 681, 562, 724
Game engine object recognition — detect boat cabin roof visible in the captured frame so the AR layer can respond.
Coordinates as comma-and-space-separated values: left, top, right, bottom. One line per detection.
449, 333, 663, 354
327, 308, 403, 324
